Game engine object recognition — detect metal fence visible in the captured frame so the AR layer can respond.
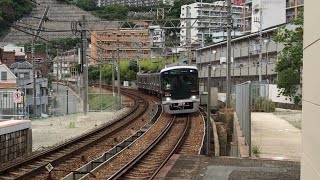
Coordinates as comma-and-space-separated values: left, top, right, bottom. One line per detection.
0, 92, 20, 120
251, 80, 270, 112
235, 81, 252, 156
0, 83, 120, 120
88, 93, 117, 112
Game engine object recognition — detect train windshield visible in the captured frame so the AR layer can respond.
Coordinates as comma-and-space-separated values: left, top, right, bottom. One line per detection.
161, 68, 198, 91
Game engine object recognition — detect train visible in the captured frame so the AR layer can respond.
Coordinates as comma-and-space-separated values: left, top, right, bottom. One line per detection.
137, 65, 200, 114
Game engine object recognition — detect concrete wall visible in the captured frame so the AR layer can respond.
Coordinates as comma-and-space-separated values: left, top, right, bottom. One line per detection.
231, 112, 249, 157
301, 1, 320, 179
0, 121, 32, 163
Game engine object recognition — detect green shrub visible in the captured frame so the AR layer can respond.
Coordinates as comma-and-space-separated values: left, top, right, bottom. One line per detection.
252, 97, 276, 112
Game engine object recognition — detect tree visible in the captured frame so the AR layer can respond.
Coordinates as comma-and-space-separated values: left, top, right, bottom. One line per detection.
273, 10, 303, 104
0, 0, 33, 37
94, 4, 129, 20
76, 0, 98, 11
167, 0, 194, 18
204, 34, 213, 45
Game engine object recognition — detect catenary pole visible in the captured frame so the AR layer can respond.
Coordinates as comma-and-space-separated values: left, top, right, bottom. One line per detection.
226, 0, 232, 108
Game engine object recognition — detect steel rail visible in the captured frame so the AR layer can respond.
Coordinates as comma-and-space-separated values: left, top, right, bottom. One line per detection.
0, 89, 147, 180
108, 115, 190, 180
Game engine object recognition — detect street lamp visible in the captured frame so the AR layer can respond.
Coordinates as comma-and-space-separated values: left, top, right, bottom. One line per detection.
212, 50, 216, 66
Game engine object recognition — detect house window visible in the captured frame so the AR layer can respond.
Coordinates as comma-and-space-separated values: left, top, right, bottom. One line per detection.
1, 71, 7, 81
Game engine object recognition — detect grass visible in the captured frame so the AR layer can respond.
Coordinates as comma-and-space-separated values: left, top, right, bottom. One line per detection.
252, 139, 263, 156
68, 122, 76, 128
88, 93, 115, 111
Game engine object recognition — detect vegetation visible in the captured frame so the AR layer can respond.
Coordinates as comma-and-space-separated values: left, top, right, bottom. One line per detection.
20, 37, 81, 58
68, 122, 76, 128
88, 57, 176, 85
252, 97, 276, 112
273, 10, 303, 105
252, 139, 262, 156
0, 0, 34, 37
88, 87, 115, 111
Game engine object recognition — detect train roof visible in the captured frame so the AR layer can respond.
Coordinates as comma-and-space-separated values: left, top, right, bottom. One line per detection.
160, 65, 198, 73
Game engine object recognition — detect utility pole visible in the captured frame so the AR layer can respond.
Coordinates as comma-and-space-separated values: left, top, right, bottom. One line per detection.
186, 6, 192, 65
116, 40, 121, 110
226, 0, 232, 108
56, 49, 59, 93
200, 0, 205, 48
258, 9, 263, 82
98, 52, 102, 112
207, 64, 212, 156
32, 6, 50, 117
112, 50, 115, 98
31, 34, 37, 117
81, 15, 88, 115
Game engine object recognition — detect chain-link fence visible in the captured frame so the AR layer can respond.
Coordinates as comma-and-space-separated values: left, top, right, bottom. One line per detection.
88, 93, 117, 112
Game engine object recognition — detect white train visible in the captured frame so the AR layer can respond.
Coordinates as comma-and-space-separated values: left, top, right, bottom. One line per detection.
137, 66, 200, 114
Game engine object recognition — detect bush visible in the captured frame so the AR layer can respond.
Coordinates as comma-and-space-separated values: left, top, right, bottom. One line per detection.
252, 97, 275, 112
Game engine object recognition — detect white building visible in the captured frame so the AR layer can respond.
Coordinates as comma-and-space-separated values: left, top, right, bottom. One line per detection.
53, 49, 79, 80
149, 25, 166, 59
3, 43, 25, 57
0, 64, 18, 119
180, 1, 243, 46
250, 0, 286, 33
242, 0, 289, 34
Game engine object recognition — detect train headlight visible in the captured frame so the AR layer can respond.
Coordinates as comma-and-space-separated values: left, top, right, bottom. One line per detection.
191, 95, 196, 100
166, 97, 172, 101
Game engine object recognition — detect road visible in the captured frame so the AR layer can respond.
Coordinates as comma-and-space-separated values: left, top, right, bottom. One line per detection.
52, 83, 81, 115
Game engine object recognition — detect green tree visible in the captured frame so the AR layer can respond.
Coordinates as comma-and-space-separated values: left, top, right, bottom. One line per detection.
0, 0, 34, 37
94, 4, 129, 20
204, 34, 213, 45
76, 0, 98, 11
167, 0, 193, 18
273, 11, 303, 104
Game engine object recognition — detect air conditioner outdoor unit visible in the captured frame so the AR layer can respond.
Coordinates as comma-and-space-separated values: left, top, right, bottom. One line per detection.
220, 57, 234, 64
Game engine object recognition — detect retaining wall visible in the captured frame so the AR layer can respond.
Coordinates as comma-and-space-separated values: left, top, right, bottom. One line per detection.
0, 120, 32, 163
230, 112, 249, 157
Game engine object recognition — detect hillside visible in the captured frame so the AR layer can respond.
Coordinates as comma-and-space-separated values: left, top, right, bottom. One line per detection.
1, 0, 118, 44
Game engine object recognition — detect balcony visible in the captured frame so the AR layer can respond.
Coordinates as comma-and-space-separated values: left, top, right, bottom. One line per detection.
297, 0, 304, 6
286, 1, 295, 8
286, 0, 304, 8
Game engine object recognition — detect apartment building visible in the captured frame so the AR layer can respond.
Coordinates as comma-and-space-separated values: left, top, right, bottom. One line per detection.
241, 0, 303, 33
96, 0, 164, 7
91, 29, 151, 62
196, 23, 289, 93
180, 1, 243, 46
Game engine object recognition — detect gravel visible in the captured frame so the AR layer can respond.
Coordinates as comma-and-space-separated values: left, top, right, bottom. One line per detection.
272, 108, 302, 129
31, 109, 130, 151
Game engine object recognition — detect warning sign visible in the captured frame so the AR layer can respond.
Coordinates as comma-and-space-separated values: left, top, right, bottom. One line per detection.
13, 91, 21, 104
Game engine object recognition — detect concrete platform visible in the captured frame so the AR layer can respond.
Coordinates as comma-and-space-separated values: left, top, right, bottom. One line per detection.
156, 155, 300, 180
0, 120, 31, 135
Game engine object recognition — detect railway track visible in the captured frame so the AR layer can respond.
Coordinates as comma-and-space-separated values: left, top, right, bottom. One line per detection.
108, 115, 190, 180
176, 112, 205, 155
0, 89, 155, 180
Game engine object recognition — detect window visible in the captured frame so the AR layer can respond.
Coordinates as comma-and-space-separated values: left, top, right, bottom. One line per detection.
1, 71, 7, 81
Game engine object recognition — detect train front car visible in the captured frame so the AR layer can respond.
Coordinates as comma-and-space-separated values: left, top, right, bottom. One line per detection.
160, 66, 199, 114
